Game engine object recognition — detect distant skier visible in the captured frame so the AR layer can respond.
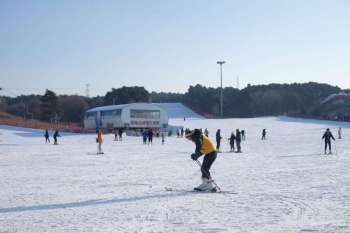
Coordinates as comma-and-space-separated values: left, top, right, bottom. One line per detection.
216, 129, 222, 151
261, 129, 267, 140
118, 129, 123, 141
228, 132, 236, 152
204, 128, 209, 137
114, 128, 118, 141
177, 129, 180, 138
96, 129, 104, 154
241, 130, 245, 141
53, 130, 60, 145
161, 131, 165, 144
338, 127, 342, 139
44, 129, 50, 143
148, 129, 154, 145
181, 128, 184, 137
322, 128, 335, 154
236, 129, 242, 153
142, 130, 148, 144
185, 129, 217, 192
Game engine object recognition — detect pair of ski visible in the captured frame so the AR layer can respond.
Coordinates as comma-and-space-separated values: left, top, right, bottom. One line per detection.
86, 152, 104, 155
165, 187, 237, 195
171, 160, 238, 194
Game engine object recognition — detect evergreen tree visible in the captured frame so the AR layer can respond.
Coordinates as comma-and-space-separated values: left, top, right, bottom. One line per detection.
41, 89, 61, 122
104, 86, 150, 105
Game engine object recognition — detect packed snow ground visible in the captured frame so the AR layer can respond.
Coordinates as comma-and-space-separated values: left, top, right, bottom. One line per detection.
1, 117, 350, 233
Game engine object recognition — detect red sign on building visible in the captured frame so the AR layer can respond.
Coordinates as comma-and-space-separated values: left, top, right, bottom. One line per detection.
130, 120, 160, 126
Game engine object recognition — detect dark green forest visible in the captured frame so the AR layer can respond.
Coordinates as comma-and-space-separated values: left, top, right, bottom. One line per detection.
1, 82, 349, 123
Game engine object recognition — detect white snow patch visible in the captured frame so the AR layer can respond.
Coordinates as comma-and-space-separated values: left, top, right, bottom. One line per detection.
1, 117, 350, 232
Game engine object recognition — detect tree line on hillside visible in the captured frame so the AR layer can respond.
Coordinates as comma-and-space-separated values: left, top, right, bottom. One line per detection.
0, 82, 348, 123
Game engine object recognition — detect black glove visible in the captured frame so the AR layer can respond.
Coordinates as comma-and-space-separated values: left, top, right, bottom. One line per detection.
191, 152, 201, 161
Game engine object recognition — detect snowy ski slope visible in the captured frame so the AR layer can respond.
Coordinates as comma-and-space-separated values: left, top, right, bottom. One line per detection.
1, 116, 350, 232
154, 103, 204, 119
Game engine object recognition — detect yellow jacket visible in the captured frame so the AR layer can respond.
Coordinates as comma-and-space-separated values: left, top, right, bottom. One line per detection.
196, 135, 216, 155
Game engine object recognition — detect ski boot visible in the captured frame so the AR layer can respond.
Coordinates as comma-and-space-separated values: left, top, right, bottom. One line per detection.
194, 178, 215, 192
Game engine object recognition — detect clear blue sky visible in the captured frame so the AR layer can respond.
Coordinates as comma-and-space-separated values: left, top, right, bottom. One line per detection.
1, 0, 349, 97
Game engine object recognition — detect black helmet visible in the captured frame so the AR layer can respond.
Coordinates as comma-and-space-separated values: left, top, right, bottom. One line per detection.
185, 128, 202, 141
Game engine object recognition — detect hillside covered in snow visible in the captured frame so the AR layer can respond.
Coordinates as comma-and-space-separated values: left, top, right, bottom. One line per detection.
1, 117, 350, 232
154, 102, 204, 119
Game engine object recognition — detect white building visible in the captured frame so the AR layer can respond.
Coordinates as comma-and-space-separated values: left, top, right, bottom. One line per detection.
84, 103, 169, 129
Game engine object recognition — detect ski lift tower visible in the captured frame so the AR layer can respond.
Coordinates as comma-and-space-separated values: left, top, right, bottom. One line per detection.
217, 61, 225, 118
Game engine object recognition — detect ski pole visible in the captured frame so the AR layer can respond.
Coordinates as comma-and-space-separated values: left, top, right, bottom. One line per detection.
194, 160, 221, 192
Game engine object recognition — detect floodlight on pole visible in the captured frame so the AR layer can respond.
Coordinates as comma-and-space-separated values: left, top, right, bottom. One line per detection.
217, 61, 225, 118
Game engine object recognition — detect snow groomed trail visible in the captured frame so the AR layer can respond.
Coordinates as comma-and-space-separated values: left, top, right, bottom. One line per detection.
1, 117, 350, 232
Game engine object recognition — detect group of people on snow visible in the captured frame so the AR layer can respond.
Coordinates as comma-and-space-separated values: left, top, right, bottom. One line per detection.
214, 129, 244, 153
44, 129, 60, 145
176, 128, 184, 138
228, 129, 243, 153
40, 122, 345, 192
114, 128, 123, 141
142, 128, 154, 145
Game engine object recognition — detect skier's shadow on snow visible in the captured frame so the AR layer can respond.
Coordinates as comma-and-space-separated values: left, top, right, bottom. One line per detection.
0, 192, 191, 214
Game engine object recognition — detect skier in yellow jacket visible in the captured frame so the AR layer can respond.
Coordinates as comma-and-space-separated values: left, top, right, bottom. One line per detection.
185, 129, 217, 191
96, 129, 104, 154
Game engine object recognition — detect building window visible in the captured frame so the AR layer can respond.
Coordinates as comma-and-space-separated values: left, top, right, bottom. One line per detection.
101, 109, 122, 118
130, 109, 160, 119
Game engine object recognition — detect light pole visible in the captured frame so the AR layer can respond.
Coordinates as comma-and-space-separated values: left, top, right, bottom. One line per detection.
217, 61, 225, 118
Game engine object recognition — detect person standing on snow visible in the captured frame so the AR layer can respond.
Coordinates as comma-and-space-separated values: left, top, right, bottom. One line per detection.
118, 129, 123, 141
148, 129, 154, 145
322, 128, 335, 154
338, 127, 342, 139
235, 129, 242, 153
185, 129, 217, 192
53, 130, 60, 145
96, 129, 104, 154
216, 129, 222, 152
114, 128, 118, 141
161, 131, 165, 144
142, 130, 148, 144
261, 129, 267, 140
44, 129, 50, 143
241, 130, 245, 141
228, 132, 236, 152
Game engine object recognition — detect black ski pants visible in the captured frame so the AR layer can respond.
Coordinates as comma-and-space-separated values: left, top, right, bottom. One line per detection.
201, 151, 217, 179
230, 142, 235, 151
236, 140, 241, 152
325, 140, 331, 152
216, 140, 221, 150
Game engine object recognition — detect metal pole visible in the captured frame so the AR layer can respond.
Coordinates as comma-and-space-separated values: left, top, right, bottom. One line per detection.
220, 64, 223, 118
217, 61, 225, 118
